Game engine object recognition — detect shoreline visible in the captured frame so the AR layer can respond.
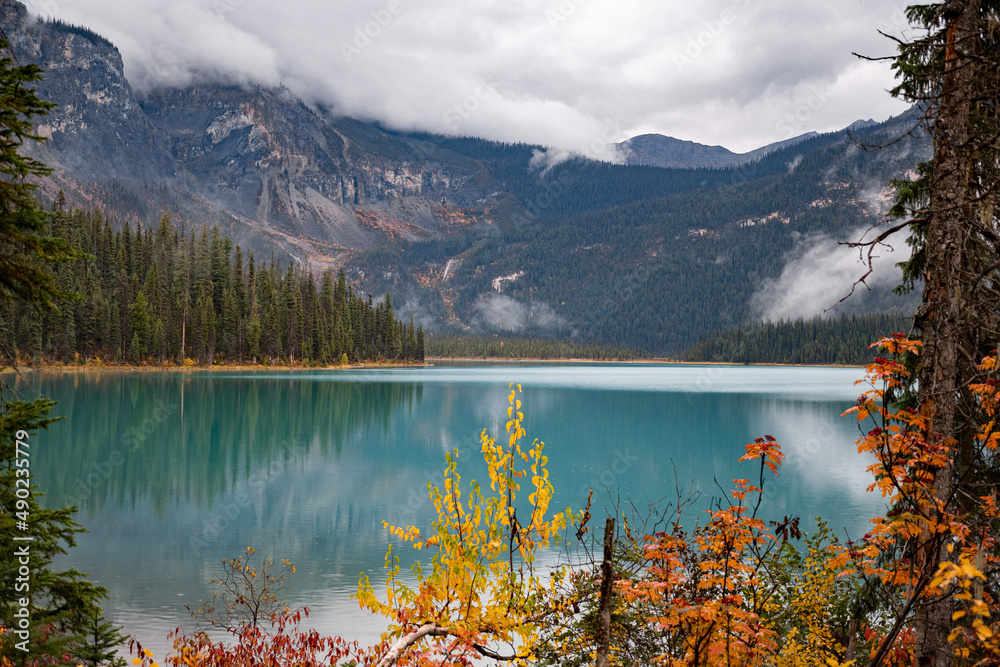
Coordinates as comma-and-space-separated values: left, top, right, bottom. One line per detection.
1, 361, 431, 374
2, 358, 867, 373
428, 357, 865, 368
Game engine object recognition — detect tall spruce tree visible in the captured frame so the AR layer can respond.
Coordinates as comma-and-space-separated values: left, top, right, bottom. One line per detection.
859, 3, 1000, 665
0, 39, 82, 308
0, 37, 114, 664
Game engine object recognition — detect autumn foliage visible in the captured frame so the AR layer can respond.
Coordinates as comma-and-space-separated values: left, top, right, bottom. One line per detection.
159, 344, 1000, 666
159, 548, 359, 667
838, 335, 1000, 666
355, 384, 575, 666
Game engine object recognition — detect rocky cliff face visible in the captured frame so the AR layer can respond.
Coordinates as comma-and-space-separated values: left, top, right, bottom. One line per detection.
137, 85, 499, 257
1, 3, 500, 264
4, 4, 176, 183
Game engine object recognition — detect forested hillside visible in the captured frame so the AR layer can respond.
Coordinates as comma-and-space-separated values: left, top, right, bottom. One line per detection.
425, 335, 642, 360
0, 198, 424, 366
355, 116, 927, 354
684, 312, 912, 365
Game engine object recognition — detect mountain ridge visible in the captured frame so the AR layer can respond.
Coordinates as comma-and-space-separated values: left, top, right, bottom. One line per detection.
617, 131, 821, 169
1, 2, 930, 353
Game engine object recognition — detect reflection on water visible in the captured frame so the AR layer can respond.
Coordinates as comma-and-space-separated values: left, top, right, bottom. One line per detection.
9, 364, 883, 657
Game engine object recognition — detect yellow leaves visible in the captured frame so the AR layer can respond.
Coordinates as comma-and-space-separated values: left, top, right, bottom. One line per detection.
384, 523, 424, 543
930, 553, 987, 590
824, 658, 855, 667
356, 385, 577, 667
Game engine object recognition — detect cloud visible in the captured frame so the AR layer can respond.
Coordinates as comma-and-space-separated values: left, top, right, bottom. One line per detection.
396, 297, 440, 333
751, 226, 912, 321
529, 147, 576, 175
472, 294, 565, 331
38, 0, 913, 155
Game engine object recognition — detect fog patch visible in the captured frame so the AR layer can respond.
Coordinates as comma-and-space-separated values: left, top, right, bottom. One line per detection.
752, 226, 911, 321
529, 147, 576, 177
472, 293, 565, 331
396, 297, 440, 332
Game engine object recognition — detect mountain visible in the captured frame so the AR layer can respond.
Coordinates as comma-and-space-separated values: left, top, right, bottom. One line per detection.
2, 4, 931, 355
3, 5, 506, 265
617, 131, 819, 169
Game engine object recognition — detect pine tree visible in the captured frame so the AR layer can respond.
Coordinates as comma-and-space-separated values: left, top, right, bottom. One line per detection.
107, 298, 121, 362
869, 4, 1000, 665
248, 310, 261, 362
74, 605, 128, 667
128, 331, 140, 365
0, 400, 109, 664
0, 39, 84, 307
128, 290, 151, 359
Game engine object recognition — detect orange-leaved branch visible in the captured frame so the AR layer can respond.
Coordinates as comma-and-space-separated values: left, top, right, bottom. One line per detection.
843, 336, 1000, 666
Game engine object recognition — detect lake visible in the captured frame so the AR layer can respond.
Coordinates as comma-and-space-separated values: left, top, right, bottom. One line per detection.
8, 362, 884, 659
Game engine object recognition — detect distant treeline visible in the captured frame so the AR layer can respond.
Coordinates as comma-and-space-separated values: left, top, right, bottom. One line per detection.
427, 335, 644, 360
683, 313, 913, 365
0, 198, 424, 366
40, 17, 115, 49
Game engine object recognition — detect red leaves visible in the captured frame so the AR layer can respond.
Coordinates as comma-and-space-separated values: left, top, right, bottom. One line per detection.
168, 607, 360, 667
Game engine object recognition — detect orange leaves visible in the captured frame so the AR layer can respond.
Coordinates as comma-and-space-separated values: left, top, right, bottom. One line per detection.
617, 439, 793, 666
841, 336, 1000, 665
738, 435, 784, 475
168, 552, 359, 667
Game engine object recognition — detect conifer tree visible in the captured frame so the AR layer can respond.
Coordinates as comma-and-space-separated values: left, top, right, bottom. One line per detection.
0, 39, 83, 307
858, 3, 1000, 664
74, 605, 128, 667
0, 38, 114, 665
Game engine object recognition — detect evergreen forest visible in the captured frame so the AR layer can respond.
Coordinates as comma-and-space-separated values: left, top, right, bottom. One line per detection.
684, 312, 913, 365
0, 197, 425, 367
425, 334, 643, 360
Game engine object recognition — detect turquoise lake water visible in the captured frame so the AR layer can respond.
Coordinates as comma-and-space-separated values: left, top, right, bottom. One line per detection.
9, 363, 884, 658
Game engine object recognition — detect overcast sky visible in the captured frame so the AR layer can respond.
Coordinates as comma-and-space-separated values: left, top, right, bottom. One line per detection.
30, 0, 916, 159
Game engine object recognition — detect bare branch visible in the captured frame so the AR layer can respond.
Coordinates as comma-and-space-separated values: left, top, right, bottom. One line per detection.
375, 623, 448, 667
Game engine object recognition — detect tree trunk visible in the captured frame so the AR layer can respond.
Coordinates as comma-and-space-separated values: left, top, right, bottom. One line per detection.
914, 3, 979, 665
596, 518, 615, 667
